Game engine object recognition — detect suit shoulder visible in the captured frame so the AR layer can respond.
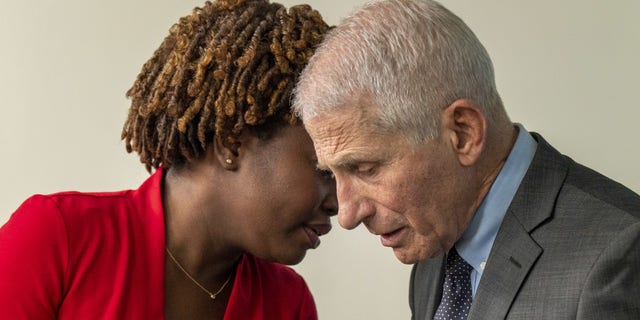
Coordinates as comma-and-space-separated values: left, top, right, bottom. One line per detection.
563, 160, 640, 220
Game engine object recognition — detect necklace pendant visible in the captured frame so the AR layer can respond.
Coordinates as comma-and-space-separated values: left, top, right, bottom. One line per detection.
165, 247, 233, 303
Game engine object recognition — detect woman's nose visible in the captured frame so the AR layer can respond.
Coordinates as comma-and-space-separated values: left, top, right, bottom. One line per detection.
320, 179, 338, 216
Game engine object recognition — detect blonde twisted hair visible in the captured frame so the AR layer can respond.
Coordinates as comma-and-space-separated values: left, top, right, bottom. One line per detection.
122, 0, 329, 171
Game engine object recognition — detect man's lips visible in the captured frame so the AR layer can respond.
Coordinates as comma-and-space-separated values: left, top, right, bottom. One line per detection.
380, 227, 406, 247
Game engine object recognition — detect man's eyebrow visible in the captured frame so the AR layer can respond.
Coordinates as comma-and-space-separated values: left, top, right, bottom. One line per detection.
322, 151, 371, 170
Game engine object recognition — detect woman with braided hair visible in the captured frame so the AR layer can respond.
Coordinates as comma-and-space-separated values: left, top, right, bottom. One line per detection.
0, 0, 336, 318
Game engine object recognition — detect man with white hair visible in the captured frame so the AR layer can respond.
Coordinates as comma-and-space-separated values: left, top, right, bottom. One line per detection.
293, 0, 640, 319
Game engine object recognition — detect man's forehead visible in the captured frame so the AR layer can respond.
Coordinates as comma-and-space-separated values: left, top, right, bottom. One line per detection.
306, 110, 353, 137
306, 109, 390, 167
307, 102, 375, 136
305, 113, 355, 157
305, 97, 377, 133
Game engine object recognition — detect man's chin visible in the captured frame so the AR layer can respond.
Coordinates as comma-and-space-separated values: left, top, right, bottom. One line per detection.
392, 247, 425, 264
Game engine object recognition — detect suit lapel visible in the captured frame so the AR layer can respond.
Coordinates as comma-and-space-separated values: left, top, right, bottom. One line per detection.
410, 254, 445, 320
469, 133, 569, 319
468, 213, 542, 319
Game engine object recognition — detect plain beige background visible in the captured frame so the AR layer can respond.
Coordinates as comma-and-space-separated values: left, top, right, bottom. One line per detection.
1, 0, 638, 319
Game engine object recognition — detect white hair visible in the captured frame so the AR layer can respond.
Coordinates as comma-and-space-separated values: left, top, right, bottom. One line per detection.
293, 0, 509, 142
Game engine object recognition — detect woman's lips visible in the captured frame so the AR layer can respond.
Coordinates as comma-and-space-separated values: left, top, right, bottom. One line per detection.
380, 227, 406, 247
303, 223, 332, 249
308, 223, 332, 236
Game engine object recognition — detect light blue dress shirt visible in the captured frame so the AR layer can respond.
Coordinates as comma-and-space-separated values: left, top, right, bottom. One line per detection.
456, 123, 537, 297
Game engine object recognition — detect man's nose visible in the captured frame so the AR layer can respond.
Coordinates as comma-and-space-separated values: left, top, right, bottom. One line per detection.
336, 178, 374, 230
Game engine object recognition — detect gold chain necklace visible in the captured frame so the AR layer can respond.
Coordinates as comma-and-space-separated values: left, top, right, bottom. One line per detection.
165, 247, 233, 301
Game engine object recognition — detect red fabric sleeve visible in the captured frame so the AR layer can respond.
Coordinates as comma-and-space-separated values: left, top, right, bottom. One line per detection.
0, 195, 69, 319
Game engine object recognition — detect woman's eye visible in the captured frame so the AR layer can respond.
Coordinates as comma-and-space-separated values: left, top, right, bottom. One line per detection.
315, 163, 335, 180
320, 169, 335, 179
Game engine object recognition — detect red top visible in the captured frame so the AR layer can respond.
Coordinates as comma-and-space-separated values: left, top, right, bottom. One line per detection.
0, 168, 317, 319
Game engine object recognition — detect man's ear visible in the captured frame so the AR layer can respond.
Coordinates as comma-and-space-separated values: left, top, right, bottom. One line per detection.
213, 137, 239, 171
441, 99, 487, 166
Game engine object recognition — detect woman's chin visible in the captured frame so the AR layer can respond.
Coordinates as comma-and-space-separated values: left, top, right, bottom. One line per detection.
258, 250, 308, 266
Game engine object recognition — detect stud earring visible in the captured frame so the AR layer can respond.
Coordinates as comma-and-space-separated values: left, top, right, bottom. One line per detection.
225, 159, 233, 165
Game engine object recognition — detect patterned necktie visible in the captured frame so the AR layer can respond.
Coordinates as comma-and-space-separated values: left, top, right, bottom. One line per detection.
434, 248, 473, 320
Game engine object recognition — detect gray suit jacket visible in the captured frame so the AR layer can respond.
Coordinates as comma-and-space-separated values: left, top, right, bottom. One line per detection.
410, 133, 640, 319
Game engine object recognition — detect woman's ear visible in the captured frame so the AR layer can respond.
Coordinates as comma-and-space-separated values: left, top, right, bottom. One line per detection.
441, 99, 487, 166
213, 137, 239, 171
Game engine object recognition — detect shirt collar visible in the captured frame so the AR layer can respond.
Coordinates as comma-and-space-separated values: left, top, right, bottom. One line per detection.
456, 123, 537, 275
